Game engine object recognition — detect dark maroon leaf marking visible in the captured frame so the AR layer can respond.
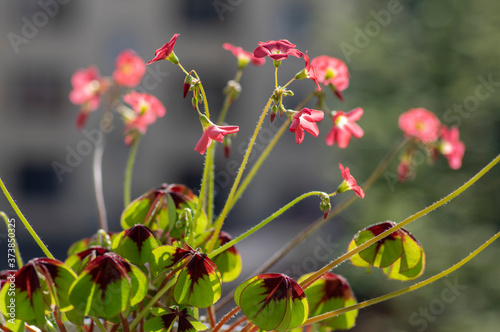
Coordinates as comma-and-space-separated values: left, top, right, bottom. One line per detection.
14, 264, 41, 304
124, 225, 155, 252
85, 254, 128, 299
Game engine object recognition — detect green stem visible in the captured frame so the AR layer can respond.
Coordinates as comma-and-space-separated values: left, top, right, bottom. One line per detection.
206, 144, 216, 227
275, 66, 279, 88
123, 138, 140, 208
93, 136, 108, 231
205, 96, 274, 253
208, 191, 334, 260
303, 229, 500, 325
0, 178, 54, 259
192, 71, 210, 119
228, 118, 290, 212
300, 153, 500, 289
218, 69, 243, 125
1, 212, 23, 269
193, 143, 215, 244
91, 317, 107, 332
129, 278, 176, 331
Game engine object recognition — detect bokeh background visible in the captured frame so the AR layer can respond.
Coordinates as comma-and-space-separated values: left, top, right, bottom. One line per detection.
1, 0, 499, 331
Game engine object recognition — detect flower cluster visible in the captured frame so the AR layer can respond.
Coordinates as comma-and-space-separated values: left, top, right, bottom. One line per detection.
69, 49, 165, 145
398, 108, 466, 181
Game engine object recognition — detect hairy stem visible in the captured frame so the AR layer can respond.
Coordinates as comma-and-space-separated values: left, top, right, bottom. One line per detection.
1, 211, 23, 268
0, 178, 54, 259
123, 138, 140, 208
93, 136, 108, 231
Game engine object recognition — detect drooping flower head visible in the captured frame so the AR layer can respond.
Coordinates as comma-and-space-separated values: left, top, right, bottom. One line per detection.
122, 91, 166, 145
399, 108, 441, 144
147, 34, 180, 65
195, 115, 239, 155
289, 108, 324, 144
311, 55, 350, 99
439, 126, 465, 169
337, 164, 365, 198
325, 108, 364, 148
113, 49, 146, 87
69, 66, 109, 129
223, 43, 265, 69
295, 52, 321, 91
253, 39, 303, 63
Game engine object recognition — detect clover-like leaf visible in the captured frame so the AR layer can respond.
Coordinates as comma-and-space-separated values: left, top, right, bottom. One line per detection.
121, 184, 207, 237
149, 245, 194, 279
144, 306, 207, 332
299, 272, 357, 330
211, 231, 242, 283
68, 252, 147, 319
115, 225, 159, 266
234, 273, 309, 332
0, 259, 77, 326
348, 221, 425, 280
174, 251, 222, 308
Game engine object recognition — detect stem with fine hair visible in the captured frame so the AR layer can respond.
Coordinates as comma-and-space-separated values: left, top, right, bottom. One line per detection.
303, 229, 500, 325
206, 96, 274, 253
1, 211, 23, 268
208, 191, 335, 260
300, 153, 500, 289
0, 178, 54, 259
123, 137, 140, 208
93, 135, 108, 231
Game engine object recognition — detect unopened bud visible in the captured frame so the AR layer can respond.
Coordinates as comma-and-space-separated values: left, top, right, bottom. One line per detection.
319, 193, 331, 220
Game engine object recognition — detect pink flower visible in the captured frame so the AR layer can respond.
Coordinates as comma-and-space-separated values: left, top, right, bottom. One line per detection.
289, 108, 324, 144
439, 126, 465, 169
337, 164, 365, 198
397, 159, 413, 183
311, 55, 350, 94
223, 43, 265, 68
195, 116, 239, 155
295, 52, 321, 91
325, 108, 364, 148
122, 92, 166, 145
253, 39, 303, 61
399, 108, 441, 143
69, 66, 108, 129
147, 34, 180, 65
113, 49, 146, 87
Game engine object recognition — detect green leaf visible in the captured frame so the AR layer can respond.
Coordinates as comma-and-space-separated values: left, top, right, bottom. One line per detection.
144, 307, 207, 332
68, 253, 143, 319
349, 221, 425, 281
234, 273, 308, 332
118, 225, 159, 266
149, 245, 193, 279
35, 258, 77, 312
299, 272, 357, 330
211, 232, 242, 283
174, 253, 221, 308
65, 246, 110, 275
121, 189, 163, 229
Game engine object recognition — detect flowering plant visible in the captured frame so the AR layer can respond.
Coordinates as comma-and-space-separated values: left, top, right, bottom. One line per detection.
0, 34, 498, 332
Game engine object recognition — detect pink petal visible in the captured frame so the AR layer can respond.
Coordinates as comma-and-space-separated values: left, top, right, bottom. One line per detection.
347, 107, 363, 122
195, 131, 211, 155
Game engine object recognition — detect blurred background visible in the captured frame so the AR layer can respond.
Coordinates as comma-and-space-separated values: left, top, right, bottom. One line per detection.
0, 0, 499, 331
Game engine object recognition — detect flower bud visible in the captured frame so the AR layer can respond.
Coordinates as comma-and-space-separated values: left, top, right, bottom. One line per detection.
270, 105, 278, 122
183, 75, 194, 98
319, 193, 331, 219
223, 135, 232, 158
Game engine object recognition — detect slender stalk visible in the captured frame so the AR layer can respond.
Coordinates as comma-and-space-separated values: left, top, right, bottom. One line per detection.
212, 307, 241, 332
275, 66, 279, 88
118, 314, 130, 332
225, 315, 248, 332
300, 153, 500, 289
208, 191, 335, 260
93, 136, 107, 231
123, 138, 140, 208
228, 92, 315, 212
129, 277, 177, 331
228, 118, 290, 212
303, 229, 500, 325
91, 318, 106, 332
206, 96, 274, 252
206, 143, 216, 227
1, 212, 23, 268
207, 306, 216, 330
192, 143, 215, 244
0, 178, 54, 259
192, 71, 211, 119
218, 69, 243, 125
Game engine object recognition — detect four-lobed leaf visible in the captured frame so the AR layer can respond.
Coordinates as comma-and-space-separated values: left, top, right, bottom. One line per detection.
348, 221, 425, 280
210, 231, 242, 283
234, 273, 309, 332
